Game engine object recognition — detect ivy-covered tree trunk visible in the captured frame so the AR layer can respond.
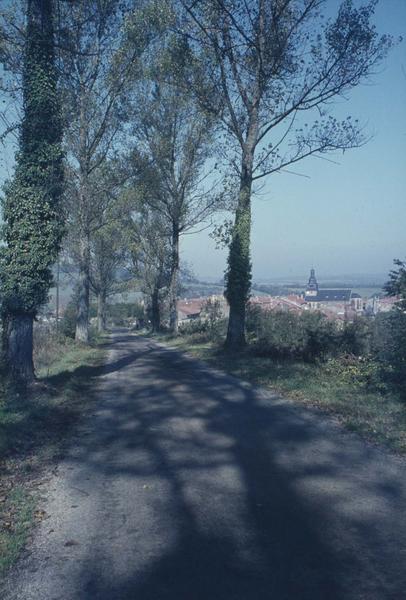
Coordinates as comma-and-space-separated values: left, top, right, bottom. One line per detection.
75, 236, 91, 343
225, 151, 254, 349
151, 286, 161, 332
169, 227, 180, 335
0, 0, 63, 382
97, 290, 107, 333
6, 316, 35, 381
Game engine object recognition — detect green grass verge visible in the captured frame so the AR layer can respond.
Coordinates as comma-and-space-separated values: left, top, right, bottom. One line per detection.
0, 335, 106, 577
0, 486, 35, 574
161, 334, 406, 454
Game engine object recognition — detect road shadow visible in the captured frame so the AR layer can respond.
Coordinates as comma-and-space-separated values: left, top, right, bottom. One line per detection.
0, 331, 142, 472
57, 333, 406, 600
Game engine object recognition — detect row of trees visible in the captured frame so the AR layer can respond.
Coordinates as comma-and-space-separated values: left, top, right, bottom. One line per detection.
0, 0, 393, 382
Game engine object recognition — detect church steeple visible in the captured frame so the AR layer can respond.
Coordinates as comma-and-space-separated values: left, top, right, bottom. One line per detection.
306, 268, 318, 297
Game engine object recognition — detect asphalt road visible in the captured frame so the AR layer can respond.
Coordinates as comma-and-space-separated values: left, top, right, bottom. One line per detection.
3, 331, 406, 600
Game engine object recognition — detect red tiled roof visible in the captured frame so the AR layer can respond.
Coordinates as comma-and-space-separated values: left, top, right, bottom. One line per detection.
249, 295, 304, 312
178, 298, 206, 317
379, 296, 399, 305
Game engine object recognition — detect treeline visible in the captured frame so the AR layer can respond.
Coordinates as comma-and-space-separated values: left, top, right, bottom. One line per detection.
0, 1, 396, 383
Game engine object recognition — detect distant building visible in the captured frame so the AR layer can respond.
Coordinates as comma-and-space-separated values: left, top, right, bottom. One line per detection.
365, 295, 399, 315
250, 295, 305, 313
178, 298, 206, 322
305, 268, 319, 298
305, 268, 350, 303
351, 293, 363, 312
178, 295, 229, 323
304, 268, 363, 319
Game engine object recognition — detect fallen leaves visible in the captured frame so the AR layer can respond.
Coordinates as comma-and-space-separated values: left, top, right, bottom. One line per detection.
34, 509, 47, 522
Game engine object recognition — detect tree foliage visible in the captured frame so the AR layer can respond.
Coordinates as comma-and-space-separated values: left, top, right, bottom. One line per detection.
128, 58, 222, 333
176, 0, 393, 348
128, 204, 172, 332
385, 258, 406, 310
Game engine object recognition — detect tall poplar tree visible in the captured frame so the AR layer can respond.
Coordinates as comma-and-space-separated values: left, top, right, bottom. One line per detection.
1, 0, 63, 381
58, 0, 162, 344
179, 0, 393, 349
130, 79, 218, 335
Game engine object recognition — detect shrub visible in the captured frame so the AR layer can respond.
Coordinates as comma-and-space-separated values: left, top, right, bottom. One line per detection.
300, 311, 339, 361
340, 317, 373, 356
33, 322, 78, 375
246, 303, 263, 339
373, 310, 406, 397
253, 311, 305, 359
324, 355, 386, 392
60, 300, 77, 338
178, 315, 228, 343
201, 298, 222, 328
251, 309, 340, 362
179, 318, 209, 336
208, 317, 228, 342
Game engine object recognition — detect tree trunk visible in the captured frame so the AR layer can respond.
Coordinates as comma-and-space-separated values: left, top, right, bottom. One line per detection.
5, 314, 35, 382
97, 291, 107, 333
225, 153, 254, 350
169, 227, 179, 335
55, 258, 60, 333
151, 286, 161, 332
75, 236, 90, 343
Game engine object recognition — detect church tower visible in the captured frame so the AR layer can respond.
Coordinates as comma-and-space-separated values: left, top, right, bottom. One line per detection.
305, 268, 319, 298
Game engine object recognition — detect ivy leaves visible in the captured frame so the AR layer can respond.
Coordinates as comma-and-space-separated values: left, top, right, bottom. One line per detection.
1, 0, 63, 318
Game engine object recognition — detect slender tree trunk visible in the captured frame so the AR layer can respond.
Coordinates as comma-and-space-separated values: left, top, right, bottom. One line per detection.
6, 314, 35, 382
75, 235, 90, 343
55, 258, 60, 333
225, 151, 254, 349
75, 92, 91, 344
97, 290, 107, 333
169, 226, 180, 335
151, 286, 161, 332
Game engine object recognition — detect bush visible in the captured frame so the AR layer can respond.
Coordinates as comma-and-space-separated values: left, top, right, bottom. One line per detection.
60, 300, 77, 338
300, 312, 339, 361
201, 298, 222, 329
178, 316, 228, 343
251, 310, 340, 362
33, 322, 78, 376
253, 311, 305, 359
248, 307, 405, 395
340, 318, 373, 356
324, 355, 386, 392
373, 310, 406, 397
246, 303, 263, 339
178, 318, 209, 336
207, 317, 228, 342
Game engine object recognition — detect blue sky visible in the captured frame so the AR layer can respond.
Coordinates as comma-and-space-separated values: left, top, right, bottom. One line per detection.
183, 0, 406, 281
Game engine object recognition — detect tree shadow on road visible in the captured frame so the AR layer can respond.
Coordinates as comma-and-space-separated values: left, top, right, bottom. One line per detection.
10, 332, 398, 599
42, 333, 404, 600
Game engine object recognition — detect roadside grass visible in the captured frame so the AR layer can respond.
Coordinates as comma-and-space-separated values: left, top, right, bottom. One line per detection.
0, 333, 106, 577
0, 487, 35, 574
159, 333, 406, 455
